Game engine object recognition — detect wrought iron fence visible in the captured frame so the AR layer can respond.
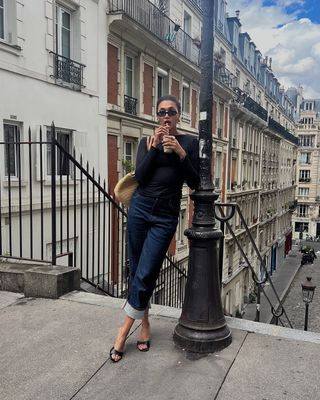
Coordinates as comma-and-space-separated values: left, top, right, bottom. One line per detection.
214, 64, 235, 89
108, 0, 200, 65
0, 124, 187, 306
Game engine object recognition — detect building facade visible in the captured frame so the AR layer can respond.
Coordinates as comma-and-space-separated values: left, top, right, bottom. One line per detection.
0, 0, 108, 262
292, 99, 320, 240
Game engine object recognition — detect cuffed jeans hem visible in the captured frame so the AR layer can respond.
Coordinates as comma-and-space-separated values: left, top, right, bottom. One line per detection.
122, 300, 151, 320
124, 301, 145, 320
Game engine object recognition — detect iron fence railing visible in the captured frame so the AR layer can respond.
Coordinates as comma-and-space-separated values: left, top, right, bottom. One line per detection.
108, 0, 200, 65
0, 124, 186, 307
50, 52, 85, 88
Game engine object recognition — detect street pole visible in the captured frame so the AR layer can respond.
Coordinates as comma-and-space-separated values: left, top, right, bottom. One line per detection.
173, 0, 232, 353
304, 303, 309, 331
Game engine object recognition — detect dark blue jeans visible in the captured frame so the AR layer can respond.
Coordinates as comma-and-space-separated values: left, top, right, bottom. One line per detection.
125, 192, 179, 319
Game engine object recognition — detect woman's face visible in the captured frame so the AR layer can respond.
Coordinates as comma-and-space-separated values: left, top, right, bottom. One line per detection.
157, 100, 180, 132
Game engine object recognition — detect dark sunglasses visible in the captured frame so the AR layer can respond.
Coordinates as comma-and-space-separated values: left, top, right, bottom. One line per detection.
157, 109, 178, 117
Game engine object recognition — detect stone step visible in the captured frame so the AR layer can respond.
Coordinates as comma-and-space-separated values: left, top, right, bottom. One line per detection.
0, 261, 80, 299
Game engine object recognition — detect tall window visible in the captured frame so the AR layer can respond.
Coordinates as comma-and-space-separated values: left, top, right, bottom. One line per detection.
298, 187, 309, 197
182, 81, 190, 118
299, 170, 310, 182
299, 152, 311, 164
217, 102, 224, 137
157, 67, 168, 99
183, 11, 191, 57
0, 0, 4, 40
298, 205, 308, 217
4, 123, 20, 177
177, 209, 187, 245
125, 55, 134, 97
56, 4, 71, 58
47, 128, 72, 176
214, 152, 222, 189
122, 139, 135, 174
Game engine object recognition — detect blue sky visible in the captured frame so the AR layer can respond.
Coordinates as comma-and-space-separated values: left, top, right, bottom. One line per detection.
262, 0, 320, 23
227, 0, 320, 97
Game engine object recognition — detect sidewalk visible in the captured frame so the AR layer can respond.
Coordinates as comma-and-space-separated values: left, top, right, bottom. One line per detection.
243, 244, 305, 323
1, 290, 320, 400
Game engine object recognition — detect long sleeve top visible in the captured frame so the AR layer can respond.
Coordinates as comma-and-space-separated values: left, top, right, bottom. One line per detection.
135, 134, 200, 209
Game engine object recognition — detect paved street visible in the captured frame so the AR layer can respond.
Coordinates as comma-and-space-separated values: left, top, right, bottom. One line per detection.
281, 241, 320, 332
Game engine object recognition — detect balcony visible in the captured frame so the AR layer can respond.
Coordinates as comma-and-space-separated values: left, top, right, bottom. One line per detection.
124, 95, 138, 115
268, 117, 299, 145
299, 177, 311, 183
244, 96, 268, 122
108, 0, 200, 65
214, 64, 235, 90
50, 52, 85, 89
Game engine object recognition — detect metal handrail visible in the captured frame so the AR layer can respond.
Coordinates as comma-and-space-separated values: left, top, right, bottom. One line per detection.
215, 202, 293, 327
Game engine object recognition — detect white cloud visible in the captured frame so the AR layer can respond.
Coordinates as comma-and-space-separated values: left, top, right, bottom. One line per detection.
226, 0, 320, 98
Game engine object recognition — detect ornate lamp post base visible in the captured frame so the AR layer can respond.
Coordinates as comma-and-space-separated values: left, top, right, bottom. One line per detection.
174, 322, 232, 353
173, 190, 232, 353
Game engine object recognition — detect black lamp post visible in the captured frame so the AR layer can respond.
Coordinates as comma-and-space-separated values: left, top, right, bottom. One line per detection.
301, 276, 316, 331
173, 0, 232, 353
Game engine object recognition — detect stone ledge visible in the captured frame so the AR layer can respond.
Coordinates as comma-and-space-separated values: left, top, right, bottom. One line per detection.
0, 262, 80, 299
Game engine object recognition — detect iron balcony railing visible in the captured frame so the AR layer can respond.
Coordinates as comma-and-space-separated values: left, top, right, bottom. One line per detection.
0, 125, 186, 308
124, 95, 138, 115
50, 52, 85, 88
214, 64, 235, 89
244, 96, 268, 122
233, 87, 268, 122
108, 0, 200, 65
268, 117, 299, 145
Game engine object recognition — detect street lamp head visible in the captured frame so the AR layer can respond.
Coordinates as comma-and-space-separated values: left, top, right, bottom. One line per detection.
301, 276, 316, 304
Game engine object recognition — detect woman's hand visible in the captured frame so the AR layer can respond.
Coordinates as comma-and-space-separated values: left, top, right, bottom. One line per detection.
152, 126, 169, 148
162, 135, 186, 161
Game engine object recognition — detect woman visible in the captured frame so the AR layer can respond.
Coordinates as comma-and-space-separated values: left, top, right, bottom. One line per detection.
110, 95, 199, 362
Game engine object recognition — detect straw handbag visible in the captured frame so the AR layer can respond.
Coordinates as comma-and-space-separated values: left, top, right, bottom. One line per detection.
114, 137, 153, 207
114, 172, 138, 207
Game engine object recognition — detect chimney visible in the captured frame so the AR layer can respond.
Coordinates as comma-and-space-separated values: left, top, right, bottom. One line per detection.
235, 10, 240, 18
269, 57, 272, 69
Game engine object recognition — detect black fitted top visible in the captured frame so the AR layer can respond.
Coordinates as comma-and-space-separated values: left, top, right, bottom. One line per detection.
135, 134, 200, 210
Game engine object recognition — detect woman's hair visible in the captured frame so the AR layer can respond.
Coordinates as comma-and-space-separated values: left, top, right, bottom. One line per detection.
156, 95, 181, 114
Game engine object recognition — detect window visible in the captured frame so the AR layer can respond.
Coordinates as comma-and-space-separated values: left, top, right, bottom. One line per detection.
305, 102, 313, 111
182, 81, 190, 119
217, 102, 224, 137
0, 0, 4, 40
295, 222, 309, 233
47, 128, 72, 176
299, 135, 314, 147
56, 4, 71, 58
298, 205, 308, 217
177, 209, 187, 245
298, 187, 309, 197
122, 139, 136, 174
299, 170, 310, 182
157, 67, 168, 99
125, 55, 134, 97
4, 123, 20, 177
214, 152, 222, 189
299, 152, 311, 164
183, 11, 191, 57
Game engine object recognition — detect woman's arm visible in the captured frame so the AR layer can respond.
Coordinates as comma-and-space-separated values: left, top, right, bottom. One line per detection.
135, 137, 158, 186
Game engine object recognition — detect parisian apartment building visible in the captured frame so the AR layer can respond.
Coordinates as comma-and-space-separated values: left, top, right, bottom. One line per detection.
1, 0, 298, 316
291, 96, 320, 240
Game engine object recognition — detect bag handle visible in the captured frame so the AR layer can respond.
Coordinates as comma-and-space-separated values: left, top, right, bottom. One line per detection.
146, 135, 154, 152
